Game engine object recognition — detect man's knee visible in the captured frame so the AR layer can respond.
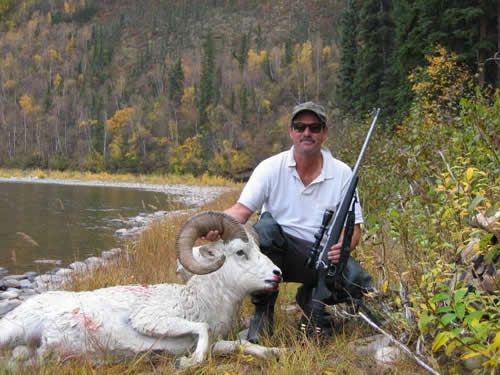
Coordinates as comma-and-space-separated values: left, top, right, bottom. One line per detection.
253, 212, 287, 266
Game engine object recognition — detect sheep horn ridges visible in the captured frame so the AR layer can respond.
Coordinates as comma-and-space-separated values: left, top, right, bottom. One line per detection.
176, 211, 248, 275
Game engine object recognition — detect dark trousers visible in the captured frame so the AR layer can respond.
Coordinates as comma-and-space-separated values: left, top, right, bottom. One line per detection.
253, 212, 372, 300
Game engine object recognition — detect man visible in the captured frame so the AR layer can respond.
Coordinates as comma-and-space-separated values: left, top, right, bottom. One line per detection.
207, 101, 371, 343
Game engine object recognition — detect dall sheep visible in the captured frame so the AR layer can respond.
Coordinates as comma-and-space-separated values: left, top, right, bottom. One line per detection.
0, 211, 283, 369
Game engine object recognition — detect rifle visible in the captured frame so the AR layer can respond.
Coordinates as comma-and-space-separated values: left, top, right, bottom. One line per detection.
301, 108, 381, 336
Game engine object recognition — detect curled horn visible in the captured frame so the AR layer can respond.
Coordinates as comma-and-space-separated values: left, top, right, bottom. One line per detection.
176, 211, 248, 275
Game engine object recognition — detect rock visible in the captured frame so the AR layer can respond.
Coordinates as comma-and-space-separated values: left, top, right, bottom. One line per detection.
85, 256, 102, 265
0, 267, 8, 276
101, 250, 115, 259
0, 299, 22, 316
20, 288, 37, 296
18, 279, 33, 289
24, 271, 38, 281
84, 257, 104, 271
55, 268, 73, 277
375, 346, 401, 366
33, 259, 62, 265
3, 274, 27, 280
3, 279, 21, 288
0, 290, 20, 299
69, 261, 87, 273
349, 334, 392, 356
35, 274, 51, 283
11, 345, 31, 361
115, 228, 129, 236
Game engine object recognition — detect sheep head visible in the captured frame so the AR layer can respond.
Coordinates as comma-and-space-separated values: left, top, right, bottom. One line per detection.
176, 211, 251, 275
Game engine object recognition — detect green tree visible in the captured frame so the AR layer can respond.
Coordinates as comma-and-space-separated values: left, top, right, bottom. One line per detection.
168, 57, 184, 106
336, 1, 359, 112
198, 32, 216, 129
352, 0, 392, 113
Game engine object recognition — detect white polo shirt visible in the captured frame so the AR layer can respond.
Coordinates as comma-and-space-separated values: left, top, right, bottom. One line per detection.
238, 146, 363, 243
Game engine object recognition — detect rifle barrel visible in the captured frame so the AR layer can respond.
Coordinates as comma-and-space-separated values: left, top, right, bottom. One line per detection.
352, 108, 380, 175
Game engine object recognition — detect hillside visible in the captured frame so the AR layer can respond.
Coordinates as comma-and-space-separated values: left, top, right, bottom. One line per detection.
0, 0, 346, 174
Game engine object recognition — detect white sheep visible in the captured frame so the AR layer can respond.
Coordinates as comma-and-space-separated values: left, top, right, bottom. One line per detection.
0, 212, 283, 369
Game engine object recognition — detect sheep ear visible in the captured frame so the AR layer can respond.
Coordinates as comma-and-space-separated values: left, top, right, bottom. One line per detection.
198, 245, 223, 260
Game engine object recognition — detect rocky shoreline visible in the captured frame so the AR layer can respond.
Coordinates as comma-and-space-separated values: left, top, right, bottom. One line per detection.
0, 177, 234, 318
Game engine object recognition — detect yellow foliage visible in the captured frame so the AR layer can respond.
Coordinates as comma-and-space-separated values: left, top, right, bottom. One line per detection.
33, 54, 42, 65
322, 46, 332, 59
297, 41, 312, 67
247, 49, 267, 71
408, 47, 469, 114
78, 119, 98, 128
3, 52, 14, 68
169, 136, 204, 174
3, 79, 17, 90
48, 48, 61, 62
109, 138, 123, 162
181, 87, 195, 106
53, 73, 63, 90
63, 0, 75, 14
19, 94, 34, 113
66, 36, 76, 52
106, 107, 135, 133
260, 98, 272, 112
208, 139, 251, 176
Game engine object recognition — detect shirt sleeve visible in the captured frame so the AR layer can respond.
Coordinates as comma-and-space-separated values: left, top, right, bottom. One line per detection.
354, 190, 364, 225
238, 161, 270, 212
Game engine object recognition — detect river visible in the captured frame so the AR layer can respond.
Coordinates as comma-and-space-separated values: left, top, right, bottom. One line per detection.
0, 181, 184, 275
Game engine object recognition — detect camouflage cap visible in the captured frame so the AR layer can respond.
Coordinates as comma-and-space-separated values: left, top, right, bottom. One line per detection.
291, 101, 327, 125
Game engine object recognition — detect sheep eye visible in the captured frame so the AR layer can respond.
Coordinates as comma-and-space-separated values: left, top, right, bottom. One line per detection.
236, 250, 246, 257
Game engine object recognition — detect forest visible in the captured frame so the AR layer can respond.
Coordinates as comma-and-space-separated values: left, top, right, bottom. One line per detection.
0, 0, 495, 175
0, 0, 498, 373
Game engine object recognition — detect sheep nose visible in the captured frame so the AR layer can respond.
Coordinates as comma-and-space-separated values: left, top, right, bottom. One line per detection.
273, 269, 282, 279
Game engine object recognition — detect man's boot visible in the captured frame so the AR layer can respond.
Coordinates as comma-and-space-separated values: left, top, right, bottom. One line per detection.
247, 291, 278, 344
296, 285, 334, 338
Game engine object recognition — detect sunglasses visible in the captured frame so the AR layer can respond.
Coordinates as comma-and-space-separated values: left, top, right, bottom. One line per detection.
291, 122, 326, 133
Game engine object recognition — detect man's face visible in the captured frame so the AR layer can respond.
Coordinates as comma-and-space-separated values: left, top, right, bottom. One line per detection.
288, 111, 328, 156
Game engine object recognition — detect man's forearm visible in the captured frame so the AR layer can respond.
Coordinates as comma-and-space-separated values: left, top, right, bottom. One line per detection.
351, 224, 362, 250
224, 203, 253, 224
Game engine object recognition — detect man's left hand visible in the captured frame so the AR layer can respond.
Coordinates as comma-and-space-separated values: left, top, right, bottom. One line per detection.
327, 242, 342, 263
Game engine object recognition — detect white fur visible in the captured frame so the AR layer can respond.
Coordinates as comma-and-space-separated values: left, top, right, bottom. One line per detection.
0, 237, 281, 368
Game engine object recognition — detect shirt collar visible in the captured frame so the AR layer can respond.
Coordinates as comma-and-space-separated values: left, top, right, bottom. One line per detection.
287, 146, 336, 181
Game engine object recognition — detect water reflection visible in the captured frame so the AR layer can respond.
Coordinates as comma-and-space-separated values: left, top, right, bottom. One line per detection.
0, 182, 183, 274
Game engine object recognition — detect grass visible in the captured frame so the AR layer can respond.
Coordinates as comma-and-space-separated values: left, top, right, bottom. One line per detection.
0, 188, 425, 374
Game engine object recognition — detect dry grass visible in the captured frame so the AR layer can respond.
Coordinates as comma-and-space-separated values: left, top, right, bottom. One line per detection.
0, 168, 238, 187
1, 189, 424, 374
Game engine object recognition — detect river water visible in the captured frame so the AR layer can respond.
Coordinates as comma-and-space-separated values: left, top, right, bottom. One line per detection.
0, 181, 183, 275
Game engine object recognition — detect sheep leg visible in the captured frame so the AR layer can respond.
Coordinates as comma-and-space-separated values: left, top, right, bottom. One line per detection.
131, 317, 210, 369
212, 339, 285, 359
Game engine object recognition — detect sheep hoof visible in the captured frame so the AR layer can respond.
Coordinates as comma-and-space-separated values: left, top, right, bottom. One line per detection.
175, 355, 203, 369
